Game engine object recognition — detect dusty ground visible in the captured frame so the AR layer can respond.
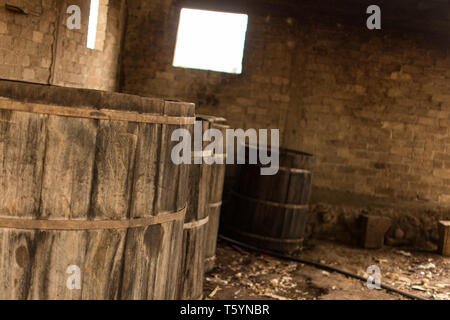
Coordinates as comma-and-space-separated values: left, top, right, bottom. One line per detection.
204, 239, 450, 300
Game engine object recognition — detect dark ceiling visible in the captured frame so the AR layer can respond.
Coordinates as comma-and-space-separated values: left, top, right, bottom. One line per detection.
176, 0, 450, 36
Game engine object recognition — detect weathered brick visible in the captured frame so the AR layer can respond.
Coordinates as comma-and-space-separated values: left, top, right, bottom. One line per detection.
0, 21, 7, 34
32, 31, 43, 43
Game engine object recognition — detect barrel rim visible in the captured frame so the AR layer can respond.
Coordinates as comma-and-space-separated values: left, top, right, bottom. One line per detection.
0, 80, 195, 117
0, 98, 196, 125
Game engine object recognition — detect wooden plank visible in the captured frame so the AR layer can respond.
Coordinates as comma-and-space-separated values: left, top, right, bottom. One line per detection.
438, 221, 450, 256
178, 225, 207, 300
0, 110, 46, 218
121, 218, 184, 299
0, 230, 36, 299
40, 116, 97, 220
205, 206, 221, 272
90, 120, 138, 220
129, 123, 161, 218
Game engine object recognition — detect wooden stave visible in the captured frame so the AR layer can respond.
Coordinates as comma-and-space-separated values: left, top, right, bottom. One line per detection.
235, 167, 313, 206
205, 206, 221, 272
177, 116, 214, 300
204, 165, 226, 273
178, 224, 207, 300
204, 121, 228, 273
226, 194, 311, 239
0, 85, 193, 300
184, 118, 212, 224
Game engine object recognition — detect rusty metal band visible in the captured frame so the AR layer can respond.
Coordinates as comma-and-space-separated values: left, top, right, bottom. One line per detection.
208, 201, 223, 208
278, 166, 311, 174
225, 226, 304, 244
183, 216, 209, 230
0, 207, 186, 231
231, 191, 309, 210
0, 99, 195, 125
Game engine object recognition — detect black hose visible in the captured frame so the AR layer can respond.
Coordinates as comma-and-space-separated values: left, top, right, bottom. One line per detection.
218, 235, 428, 301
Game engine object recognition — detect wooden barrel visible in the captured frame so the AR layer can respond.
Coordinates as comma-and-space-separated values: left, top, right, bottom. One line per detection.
204, 121, 229, 273
220, 163, 241, 228
221, 146, 314, 254
177, 116, 212, 300
0, 80, 194, 300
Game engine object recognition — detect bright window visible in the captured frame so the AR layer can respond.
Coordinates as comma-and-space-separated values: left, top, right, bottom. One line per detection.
87, 0, 100, 49
173, 8, 248, 74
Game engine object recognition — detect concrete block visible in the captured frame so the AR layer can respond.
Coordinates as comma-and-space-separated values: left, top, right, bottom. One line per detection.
360, 214, 392, 249
438, 221, 450, 256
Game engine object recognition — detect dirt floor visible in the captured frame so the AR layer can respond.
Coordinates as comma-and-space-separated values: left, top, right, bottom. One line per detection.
203, 239, 450, 300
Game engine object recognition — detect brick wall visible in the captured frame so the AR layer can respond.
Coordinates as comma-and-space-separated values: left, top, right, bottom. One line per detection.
52, 0, 125, 90
284, 18, 450, 211
120, 0, 292, 132
0, 0, 57, 83
0, 0, 125, 90
120, 0, 450, 214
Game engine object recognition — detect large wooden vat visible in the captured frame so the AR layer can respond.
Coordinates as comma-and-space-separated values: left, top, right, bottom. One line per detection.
0, 81, 194, 300
204, 121, 228, 272
221, 146, 314, 254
